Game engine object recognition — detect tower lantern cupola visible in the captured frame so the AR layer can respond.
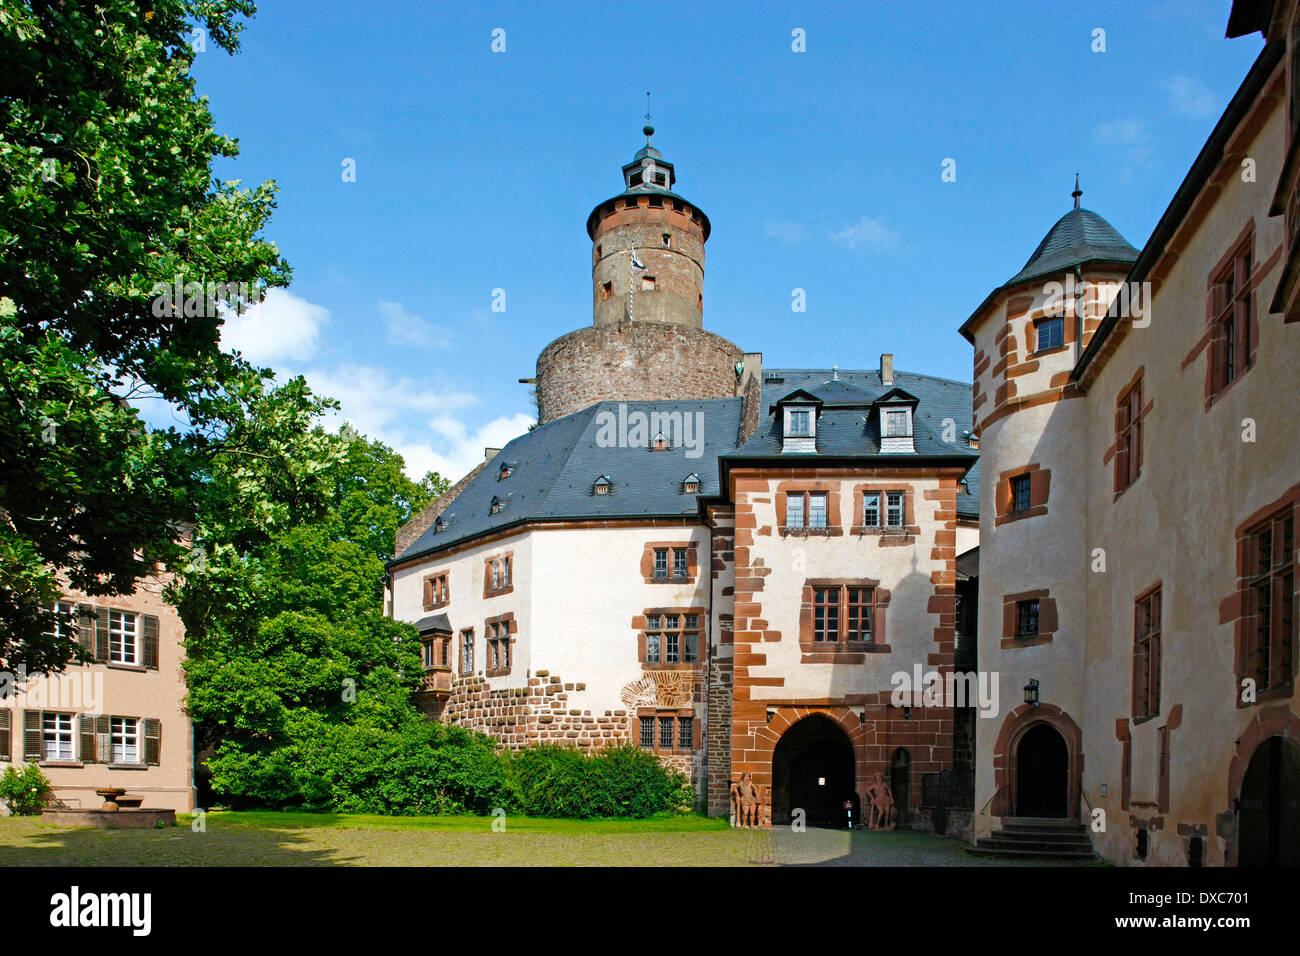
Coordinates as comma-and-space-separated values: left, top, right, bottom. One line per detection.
622, 125, 676, 191
587, 126, 710, 330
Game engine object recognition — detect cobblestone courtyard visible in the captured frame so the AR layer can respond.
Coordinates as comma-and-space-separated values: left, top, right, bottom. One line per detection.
0, 817, 1099, 866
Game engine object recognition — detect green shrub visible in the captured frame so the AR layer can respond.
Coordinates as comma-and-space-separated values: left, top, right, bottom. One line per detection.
0, 764, 52, 815
510, 744, 690, 819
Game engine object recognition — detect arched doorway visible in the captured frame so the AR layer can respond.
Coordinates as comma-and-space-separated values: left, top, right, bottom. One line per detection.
890, 748, 911, 825
1016, 723, 1068, 817
772, 715, 857, 826
1239, 736, 1300, 867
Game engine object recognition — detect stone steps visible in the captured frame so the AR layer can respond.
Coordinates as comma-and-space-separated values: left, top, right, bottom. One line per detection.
966, 817, 1097, 861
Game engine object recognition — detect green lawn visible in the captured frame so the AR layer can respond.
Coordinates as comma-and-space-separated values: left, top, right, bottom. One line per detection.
0, 813, 1096, 867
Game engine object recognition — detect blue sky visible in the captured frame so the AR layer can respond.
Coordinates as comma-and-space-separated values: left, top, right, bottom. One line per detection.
191, 0, 1263, 480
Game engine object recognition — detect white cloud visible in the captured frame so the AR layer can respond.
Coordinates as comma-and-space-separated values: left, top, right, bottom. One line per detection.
379, 300, 452, 349
300, 364, 532, 482
1165, 75, 1219, 119
221, 289, 535, 483
1093, 117, 1148, 146
829, 215, 899, 251
220, 288, 329, 365
394, 413, 537, 483
765, 220, 808, 243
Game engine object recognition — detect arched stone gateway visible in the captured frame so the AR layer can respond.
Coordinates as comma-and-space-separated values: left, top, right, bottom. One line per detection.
771, 714, 858, 826
1238, 736, 1300, 866
992, 703, 1083, 819
1228, 707, 1300, 867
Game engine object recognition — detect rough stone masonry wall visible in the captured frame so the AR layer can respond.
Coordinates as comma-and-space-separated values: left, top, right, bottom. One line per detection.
444, 670, 629, 749
443, 669, 704, 794
535, 322, 743, 424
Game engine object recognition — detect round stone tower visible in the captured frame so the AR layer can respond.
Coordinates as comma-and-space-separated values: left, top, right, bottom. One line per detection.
535, 127, 745, 424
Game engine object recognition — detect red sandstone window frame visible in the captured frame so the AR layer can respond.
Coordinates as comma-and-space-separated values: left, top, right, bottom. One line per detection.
640, 610, 702, 665
1133, 585, 1162, 722
1209, 233, 1255, 401
1115, 376, 1144, 495
423, 572, 449, 611
798, 580, 887, 654
485, 613, 515, 677
1016, 599, 1040, 637
1241, 507, 1295, 696
636, 709, 698, 753
459, 628, 475, 675
641, 542, 699, 584
1033, 314, 1066, 353
1010, 474, 1031, 513
483, 553, 514, 598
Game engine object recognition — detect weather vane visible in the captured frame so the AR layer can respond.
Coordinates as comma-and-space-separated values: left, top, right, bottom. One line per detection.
645, 90, 651, 124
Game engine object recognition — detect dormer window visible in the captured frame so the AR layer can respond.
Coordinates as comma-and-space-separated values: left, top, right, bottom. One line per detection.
683, 473, 700, 495
770, 390, 823, 455
593, 476, 612, 496
433, 514, 450, 534
489, 496, 506, 515
883, 409, 911, 438
498, 463, 513, 480
873, 388, 919, 454
652, 432, 669, 451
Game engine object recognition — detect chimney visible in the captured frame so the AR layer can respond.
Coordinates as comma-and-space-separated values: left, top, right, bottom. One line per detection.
880, 353, 894, 386
484, 447, 501, 462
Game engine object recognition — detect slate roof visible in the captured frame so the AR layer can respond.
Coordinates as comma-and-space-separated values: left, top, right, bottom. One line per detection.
412, 613, 451, 634
753, 369, 981, 516
391, 369, 980, 565
1005, 207, 1139, 288
393, 399, 743, 562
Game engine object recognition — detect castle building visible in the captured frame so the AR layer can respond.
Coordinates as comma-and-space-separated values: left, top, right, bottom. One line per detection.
387, 0, 1298, 863
0, 572, 195, 813
387, 129, 982, 828
966, 0, 1299, 866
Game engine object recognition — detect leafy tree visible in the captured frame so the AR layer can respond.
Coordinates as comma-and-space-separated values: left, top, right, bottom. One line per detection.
177, 431, 450, 808
0, 0, 296, 671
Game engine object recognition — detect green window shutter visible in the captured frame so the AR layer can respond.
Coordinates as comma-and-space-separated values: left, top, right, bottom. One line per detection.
79, 714, 97, 764
77, 604, 97, 662
95, 606, 110, 662
0, 710, 10, 761
22, 710, 42, 761
144, 719, 161, 766
95, 715, 110, 764
142, 615, 160, 670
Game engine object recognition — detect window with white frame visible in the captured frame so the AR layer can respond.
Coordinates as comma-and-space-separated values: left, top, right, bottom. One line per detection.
42, 713, 74, 762
109, 609, 138, 664
787, 409, 812, 437
863, 492, 881, 527
886, 492, 904, 527
111, 716, 140, 764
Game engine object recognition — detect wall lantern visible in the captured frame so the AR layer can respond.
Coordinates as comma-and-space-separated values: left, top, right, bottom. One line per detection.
1024, 679, 1040, 707
902, 706, 912, 721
